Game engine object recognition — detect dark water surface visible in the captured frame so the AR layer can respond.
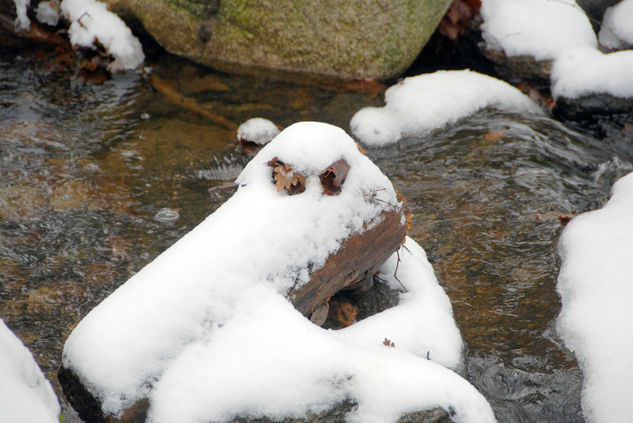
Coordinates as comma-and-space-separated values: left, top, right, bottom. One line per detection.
1, 52, 632, 422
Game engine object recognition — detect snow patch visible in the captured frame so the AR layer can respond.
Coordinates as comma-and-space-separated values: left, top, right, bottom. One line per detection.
350, 70, 542, 146
61, 0, 144, 71
0, 319, 61, 423
480, 0, 596, 61
237, 118, 281, 146
551, 47, 633, 99
599, 0, 633, 50
556, 171, 633, 423
36, 1, 60, 26
13, 0, 30, 30
63, 122, 494, 422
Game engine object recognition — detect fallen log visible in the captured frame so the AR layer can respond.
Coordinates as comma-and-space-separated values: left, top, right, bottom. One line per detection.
59, 122, 410, 423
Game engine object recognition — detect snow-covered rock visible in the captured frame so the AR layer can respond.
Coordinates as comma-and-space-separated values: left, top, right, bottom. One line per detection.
11, 0, 144, 71
480, 0, 633, 118
0, 319, 61, 423
480, 0, 596, 61
556, 171, 633, 423
61, 122, 495, 423
350, 70, 542, 146
237, 118, 281, 146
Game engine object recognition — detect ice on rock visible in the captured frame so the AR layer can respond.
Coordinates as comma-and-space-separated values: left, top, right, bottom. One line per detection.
63, 122, 495, 423
0, 319, 61, 423
557, 171, 633, 423
350, 70, 542, 146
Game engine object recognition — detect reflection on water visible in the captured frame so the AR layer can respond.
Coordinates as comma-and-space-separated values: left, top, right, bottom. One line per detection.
1, 51, 632, 422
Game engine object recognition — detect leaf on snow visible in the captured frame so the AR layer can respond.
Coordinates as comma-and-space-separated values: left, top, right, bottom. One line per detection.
267, 157, 306, 195
320, 158, 350, 196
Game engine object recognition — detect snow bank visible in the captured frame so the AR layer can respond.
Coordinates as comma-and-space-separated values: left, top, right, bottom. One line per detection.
599, 0, 633, 50
350, 70, 542, 146
63, 122, 494, 422
480, 0, 633, 101
556, 172, 633, 423
61, 0, 144, 71
551, 47, 633, 99
480, 0, 596, 61
0, 319, 60, 423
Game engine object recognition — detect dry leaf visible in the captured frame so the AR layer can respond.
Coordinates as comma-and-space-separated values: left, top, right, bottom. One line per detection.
320, 158, 350, 195
382, 338, 395, 347
267, 157, 306, 195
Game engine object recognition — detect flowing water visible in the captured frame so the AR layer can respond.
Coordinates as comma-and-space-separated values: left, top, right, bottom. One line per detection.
1, 50, 632, 422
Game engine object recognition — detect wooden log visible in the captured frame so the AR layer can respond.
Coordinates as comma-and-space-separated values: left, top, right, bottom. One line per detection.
288, 207, 407, 325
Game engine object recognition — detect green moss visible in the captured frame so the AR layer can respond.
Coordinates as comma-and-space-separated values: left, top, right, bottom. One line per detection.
168, 0, 216, 19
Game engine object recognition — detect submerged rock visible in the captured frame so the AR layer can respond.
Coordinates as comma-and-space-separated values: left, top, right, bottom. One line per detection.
103, 0, 452, 81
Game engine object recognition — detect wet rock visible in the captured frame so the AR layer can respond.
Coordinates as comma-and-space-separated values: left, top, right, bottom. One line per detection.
103, 0, 452, 81
482, 48, 552, 88
553, 93, 633, 121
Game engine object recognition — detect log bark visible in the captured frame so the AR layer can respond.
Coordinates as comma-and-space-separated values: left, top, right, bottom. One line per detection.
288, 207, 407, 325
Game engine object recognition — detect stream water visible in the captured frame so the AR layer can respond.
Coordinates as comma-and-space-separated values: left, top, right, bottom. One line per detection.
1, 50, 632, 423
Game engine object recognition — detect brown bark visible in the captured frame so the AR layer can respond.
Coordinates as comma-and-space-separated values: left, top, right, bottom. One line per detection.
288, 208, 406, 325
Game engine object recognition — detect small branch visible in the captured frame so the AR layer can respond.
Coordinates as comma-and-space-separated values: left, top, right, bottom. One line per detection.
149, 74, 238, 131
393, 249, 408, 293
208, 183, 239, 194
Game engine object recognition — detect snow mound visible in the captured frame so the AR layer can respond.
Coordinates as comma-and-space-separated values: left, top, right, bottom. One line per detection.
599, 0, 633, 50
11, 0, 144, 71
551, 47, 633, 99
61, 0, 144, 71
480, 0, 596, 60
556, 171, 633, 423
63, 122, 494, 422
350, 70, 542, 146
480, 0, 633, 101
0, 319, 60, 423
237, 118, 280, 146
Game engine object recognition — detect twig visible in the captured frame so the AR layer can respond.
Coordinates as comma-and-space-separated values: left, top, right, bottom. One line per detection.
393, 249, 408, 292
208, 183, 239, 194
149, 74, 238, 131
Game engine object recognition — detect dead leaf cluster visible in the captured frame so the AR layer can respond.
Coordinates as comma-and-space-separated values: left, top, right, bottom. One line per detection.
266, 157, 352, 196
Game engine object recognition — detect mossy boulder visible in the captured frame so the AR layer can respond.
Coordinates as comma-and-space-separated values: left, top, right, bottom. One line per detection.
104, 0, 452, 81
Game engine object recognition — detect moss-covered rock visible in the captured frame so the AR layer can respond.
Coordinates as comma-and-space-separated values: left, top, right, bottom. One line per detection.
104, 0, 452, 81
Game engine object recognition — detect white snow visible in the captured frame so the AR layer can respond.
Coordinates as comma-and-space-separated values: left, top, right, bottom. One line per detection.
63, 122, 495, 423
237, 118, 281, 146
35, 1, 60, 27
0, 319, 61, 423
599, 0, 633, 50
480, 0, 633, 100
11, 0, 144, 70
480, 0, 596, 61
556, 171, 633, 423
551, 46, 633, 99
13, 0, 30, 30
61, 0, 144, 71
350, 70, 542, 146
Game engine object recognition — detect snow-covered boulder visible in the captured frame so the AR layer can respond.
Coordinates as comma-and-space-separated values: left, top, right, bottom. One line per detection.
479, 0, 633, 120
350, 70, 542, 146
556, 171, 633, 423
0, 319, 61, 423
60, 122, 495, 423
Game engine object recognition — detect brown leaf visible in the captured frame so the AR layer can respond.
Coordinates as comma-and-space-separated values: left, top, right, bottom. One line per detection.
382, 338, 395, 348
267, 157, 306, 195
320, 158, 350, 196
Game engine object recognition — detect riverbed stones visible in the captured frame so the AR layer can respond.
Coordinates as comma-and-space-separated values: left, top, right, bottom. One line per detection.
103, 0, 452, 81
